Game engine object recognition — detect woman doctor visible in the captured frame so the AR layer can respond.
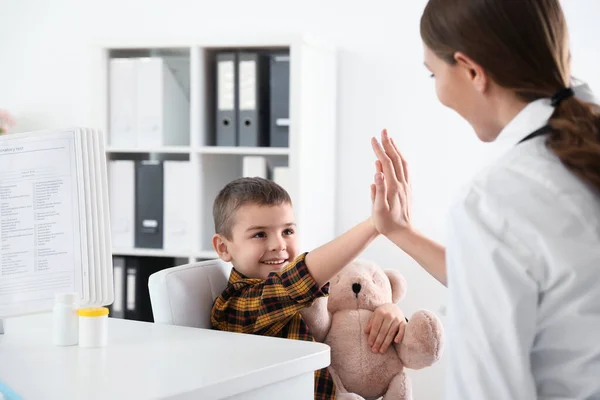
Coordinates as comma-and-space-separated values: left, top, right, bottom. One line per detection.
370, 0, 600, 398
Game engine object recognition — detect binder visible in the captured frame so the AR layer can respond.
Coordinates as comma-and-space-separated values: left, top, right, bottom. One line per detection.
109, 257, 126, 319
124, 256, 176, 322
163, 161, 192, 252
136, 57, 190, 147
273, 166, 293, 201
134, 161, 164, 249
242, 156, 269, 179
109, 59, 137, 147
125, 257, 141, 321
215, 52, 237, 146
272, 166, 291, 189
237, 52, 270, 147
108, 160, 135, 249
269, 52, 290, 147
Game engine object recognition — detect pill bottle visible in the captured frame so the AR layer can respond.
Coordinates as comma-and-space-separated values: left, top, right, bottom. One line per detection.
77, 307, 109, 348
53, 293, 78, 346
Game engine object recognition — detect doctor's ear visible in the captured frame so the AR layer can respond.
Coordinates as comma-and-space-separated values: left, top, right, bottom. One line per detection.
454, 51, 489, 93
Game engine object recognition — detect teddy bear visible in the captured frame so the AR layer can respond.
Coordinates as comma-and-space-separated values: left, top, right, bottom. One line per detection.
300, 259, 444, 400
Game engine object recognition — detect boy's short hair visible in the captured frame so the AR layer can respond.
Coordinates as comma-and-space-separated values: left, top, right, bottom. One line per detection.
213, 177, 292, 239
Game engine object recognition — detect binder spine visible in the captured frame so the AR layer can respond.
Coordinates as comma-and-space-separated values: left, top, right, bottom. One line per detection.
215, 52, 238, 146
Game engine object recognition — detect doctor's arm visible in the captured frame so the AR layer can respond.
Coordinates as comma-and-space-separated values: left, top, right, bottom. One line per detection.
444, 195, 538, 400
371, 130, 448, 286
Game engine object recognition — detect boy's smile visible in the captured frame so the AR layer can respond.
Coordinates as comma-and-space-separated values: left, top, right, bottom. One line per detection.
213, 203, 298, 279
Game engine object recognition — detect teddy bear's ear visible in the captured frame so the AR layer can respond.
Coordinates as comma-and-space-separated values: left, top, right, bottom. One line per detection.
385, 270, 407, 303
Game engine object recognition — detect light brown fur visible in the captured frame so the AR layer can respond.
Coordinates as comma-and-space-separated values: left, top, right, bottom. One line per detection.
301, 260, 444, 400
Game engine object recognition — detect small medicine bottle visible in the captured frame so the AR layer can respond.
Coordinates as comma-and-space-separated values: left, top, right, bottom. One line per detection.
52, 293, 79, 346
77, 307, 109, 348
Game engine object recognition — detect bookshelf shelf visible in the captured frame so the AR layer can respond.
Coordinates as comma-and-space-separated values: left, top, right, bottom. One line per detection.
111, 248, 193, 259
106, 146, 193, 154
197, 146, 290, 156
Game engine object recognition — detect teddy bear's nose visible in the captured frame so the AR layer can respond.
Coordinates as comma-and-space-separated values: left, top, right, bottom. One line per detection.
352, 283, 362, 294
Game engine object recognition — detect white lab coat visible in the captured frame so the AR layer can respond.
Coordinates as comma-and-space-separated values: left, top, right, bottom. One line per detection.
445, 81, 600, 400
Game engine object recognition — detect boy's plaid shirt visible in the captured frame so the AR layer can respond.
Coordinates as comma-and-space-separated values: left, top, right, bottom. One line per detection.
211, 253, 336, 400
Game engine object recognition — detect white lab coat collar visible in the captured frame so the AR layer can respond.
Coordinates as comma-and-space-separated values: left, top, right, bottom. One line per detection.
494, 99, 554, 147
494, 78, 598, 148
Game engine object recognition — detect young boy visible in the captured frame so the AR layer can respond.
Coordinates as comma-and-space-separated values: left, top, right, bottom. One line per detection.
210, 177, 404, 400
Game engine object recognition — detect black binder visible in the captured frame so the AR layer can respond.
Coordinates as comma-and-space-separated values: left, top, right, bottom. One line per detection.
215, 52, 238, 146
237, 51, 270, 147
269, 51, 290, 148
124, 256, 176, 322
134, 160, 164, 249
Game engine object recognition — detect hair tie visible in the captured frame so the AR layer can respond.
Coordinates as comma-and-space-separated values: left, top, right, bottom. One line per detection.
551, 87, 574, 107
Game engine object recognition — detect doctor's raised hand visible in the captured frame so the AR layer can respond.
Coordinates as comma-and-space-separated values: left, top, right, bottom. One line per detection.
370, 129, 412, 236
370, 129, 448, 286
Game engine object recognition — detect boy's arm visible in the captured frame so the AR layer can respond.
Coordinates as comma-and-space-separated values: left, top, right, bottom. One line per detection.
211, 253, 328, 335
212, 218, 377, 335
305, 218, 379, 287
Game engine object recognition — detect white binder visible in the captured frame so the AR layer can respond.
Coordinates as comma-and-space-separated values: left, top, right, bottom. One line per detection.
136, 57, 190, 148
111, 257, 125, 318
108, 160, 135, 249
109, 59, 137, 147
163, 161, 192, 252
242, 156, 268, 178
273, 166, 295, 203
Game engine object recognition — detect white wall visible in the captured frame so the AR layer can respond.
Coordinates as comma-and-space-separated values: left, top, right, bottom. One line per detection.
1, 0, 599, 398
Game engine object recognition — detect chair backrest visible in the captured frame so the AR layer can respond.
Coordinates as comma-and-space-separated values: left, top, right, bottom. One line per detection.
148, 259, 232, 329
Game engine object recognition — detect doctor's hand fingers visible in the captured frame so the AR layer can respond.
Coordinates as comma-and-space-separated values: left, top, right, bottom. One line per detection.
381, 129, 406, 183
389, 135, 409, 185
371, 136, 400, 190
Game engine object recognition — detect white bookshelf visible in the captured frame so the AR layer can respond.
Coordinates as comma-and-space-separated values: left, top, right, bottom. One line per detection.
91, 34, 337, 263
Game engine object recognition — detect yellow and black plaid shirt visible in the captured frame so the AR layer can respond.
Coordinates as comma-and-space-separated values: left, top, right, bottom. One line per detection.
211, 253, 336, 400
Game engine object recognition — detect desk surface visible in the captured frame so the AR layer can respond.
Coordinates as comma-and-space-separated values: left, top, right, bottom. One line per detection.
0, 314, 330, 400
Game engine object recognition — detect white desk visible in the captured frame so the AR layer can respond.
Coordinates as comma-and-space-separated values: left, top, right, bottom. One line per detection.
0, 314, 330, 400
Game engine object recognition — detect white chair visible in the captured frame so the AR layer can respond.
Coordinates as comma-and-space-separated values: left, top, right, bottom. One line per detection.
148, 259, 232, 329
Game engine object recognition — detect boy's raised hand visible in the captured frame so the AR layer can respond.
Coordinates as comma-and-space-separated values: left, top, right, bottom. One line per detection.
364, 303, 407, 353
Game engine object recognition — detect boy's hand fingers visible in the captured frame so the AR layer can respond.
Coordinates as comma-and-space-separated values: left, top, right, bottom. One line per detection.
368, 314, 383, 347
374, 172, 388, 212
370, 183, 376, 204
395, 320, 407, 343
379, 321, 399, 353
372, 319, 393, 353
364, 318, 372, 334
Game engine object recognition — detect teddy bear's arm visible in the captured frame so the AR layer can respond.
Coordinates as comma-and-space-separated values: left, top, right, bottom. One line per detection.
299, 297, 332, 342
396, 310, 444, 370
